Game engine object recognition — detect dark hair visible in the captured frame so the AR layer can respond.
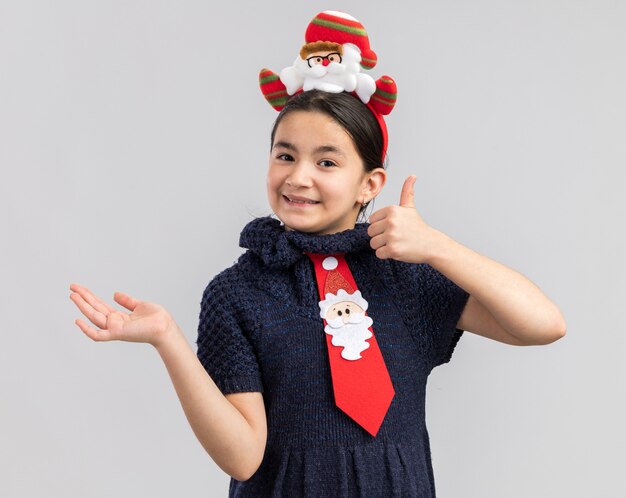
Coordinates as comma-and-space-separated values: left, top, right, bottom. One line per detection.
270, 90, 387, 221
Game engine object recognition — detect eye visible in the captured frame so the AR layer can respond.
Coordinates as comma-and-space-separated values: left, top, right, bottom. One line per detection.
276, 153, 294, 161
319, 159, 336, 168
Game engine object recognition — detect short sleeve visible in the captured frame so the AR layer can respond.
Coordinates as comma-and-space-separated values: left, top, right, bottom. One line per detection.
195, 274, 264, 395
415, 263, 470, 370
389, 259, 470, 371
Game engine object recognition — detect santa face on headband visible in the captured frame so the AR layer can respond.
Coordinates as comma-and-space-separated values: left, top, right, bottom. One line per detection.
258, 10, 397, 117
280, 41, 376, 105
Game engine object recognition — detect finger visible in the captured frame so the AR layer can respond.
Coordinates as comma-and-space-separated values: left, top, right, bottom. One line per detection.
369, 233, 387, 251
399, 175, 416, 208
70, 292, 108, 329
114, 291, 140, 312
74, 318, 113, 342
69, 283, 116, 315
368, 208, 387, 225
374, 245, 390, 260
367, 219, 386, 238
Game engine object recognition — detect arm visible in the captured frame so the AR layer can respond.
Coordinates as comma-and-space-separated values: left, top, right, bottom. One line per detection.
69, 283, 267, 480
154, 324, 267, 481
366, 176, 567, 347
426, 229, 567, 346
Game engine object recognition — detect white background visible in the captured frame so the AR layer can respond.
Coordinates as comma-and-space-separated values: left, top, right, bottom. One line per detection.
1, 0, 624, 496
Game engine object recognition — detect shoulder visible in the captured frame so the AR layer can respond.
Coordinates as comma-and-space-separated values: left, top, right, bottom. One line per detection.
385, 257, 449, 288
201, 251, 261, 300
196, 255, 261, 347
370, 256, 467, 307
199, 251, 267, 329
367, 255, 423, 289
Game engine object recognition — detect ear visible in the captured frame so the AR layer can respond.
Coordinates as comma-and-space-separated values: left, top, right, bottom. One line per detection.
360, 167, 387, 203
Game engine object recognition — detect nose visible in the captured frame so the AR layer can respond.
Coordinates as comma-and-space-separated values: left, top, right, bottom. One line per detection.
285, 160, 313, 188
322, 59, 330, 67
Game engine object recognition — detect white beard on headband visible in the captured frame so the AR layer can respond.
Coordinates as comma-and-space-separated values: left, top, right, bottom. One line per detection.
324, 310, 374, 361
279, 43, 377, 105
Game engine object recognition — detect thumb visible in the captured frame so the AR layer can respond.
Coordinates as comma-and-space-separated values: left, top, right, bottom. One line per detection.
114, 291, 140, 312
399, 175, 416, 208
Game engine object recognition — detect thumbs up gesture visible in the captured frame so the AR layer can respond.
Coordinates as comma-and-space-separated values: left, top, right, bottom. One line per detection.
367, 175, 442, 264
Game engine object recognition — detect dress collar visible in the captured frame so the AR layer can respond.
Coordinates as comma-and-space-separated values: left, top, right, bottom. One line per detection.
239, 216, 372, 269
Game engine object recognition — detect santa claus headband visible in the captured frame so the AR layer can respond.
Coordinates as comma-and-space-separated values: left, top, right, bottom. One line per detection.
259, 10, 397, 163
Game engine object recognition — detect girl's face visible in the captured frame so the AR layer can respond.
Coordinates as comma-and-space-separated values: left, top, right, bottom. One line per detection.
267, 110, 385, 235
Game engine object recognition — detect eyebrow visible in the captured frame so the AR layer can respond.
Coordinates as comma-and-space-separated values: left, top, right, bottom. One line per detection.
273, 141, 345, 157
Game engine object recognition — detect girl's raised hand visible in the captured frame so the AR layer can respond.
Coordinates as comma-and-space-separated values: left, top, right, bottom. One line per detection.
69, 283, 176, 348
367, 175, 442, 265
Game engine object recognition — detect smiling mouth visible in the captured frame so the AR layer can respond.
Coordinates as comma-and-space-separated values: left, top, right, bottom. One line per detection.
283, 195, 320, 205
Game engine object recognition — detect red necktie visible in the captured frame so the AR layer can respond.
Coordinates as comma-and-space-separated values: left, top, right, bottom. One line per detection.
306, 252, 395, 437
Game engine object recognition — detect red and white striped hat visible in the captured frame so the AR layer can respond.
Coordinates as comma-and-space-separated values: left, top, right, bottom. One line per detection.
304, 10, 378, 70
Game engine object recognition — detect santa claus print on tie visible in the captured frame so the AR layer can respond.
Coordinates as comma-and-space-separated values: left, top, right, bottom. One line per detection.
317, 256, 374, 361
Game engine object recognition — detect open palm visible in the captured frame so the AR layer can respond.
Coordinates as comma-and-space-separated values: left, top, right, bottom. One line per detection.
69, 283, 173, 347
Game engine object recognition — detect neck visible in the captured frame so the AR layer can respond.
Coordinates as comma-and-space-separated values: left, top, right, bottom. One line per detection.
283, 222, 358, 235
280, 210, 361, 235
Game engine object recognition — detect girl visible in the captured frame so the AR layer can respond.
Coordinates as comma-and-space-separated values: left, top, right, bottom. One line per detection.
69, 89, 566, 497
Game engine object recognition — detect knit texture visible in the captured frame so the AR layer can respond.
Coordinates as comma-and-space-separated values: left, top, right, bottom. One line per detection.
196, 215, 470, 497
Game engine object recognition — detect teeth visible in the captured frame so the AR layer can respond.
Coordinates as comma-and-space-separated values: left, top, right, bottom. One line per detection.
287, 196, 317, 204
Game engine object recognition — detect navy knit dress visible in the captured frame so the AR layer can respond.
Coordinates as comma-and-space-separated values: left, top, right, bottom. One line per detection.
196, 215, 470, 497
